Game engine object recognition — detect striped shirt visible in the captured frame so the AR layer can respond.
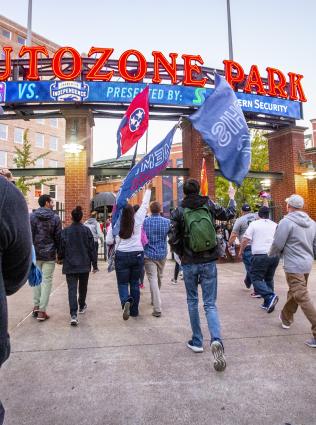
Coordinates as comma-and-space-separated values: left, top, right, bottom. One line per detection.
143, 214, 170, 260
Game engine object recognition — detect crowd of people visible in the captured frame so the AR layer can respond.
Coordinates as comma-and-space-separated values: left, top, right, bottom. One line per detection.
1, 171, 316, 421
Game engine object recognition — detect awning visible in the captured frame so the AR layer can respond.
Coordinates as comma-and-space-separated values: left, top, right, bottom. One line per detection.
92, 192, 116, 209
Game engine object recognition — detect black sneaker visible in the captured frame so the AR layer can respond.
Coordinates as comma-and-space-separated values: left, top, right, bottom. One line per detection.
211, 340, 226, 372
79, 304, 87, 314
123, 301, 130, 321
70, 315, 78, 326
267, 294, 279, 313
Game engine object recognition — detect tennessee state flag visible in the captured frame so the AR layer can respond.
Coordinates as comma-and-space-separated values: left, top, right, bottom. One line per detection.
200, 158, 208, 196
116, 86, 149, 158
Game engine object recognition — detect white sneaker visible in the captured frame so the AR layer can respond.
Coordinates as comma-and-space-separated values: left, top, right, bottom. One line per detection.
186, 340, 203, 353
211, 340, 226, 372
171, 279, 178, 285
279, 313, 291, 329
70, 315, 78, 326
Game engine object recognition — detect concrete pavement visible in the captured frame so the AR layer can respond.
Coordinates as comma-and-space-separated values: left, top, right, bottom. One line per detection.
1, 260, 316, 425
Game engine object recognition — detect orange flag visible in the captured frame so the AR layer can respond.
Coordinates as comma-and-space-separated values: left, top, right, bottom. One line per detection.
200, 158, 208, 196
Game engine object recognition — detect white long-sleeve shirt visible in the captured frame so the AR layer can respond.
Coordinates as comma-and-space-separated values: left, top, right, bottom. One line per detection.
106, 189, 151, 252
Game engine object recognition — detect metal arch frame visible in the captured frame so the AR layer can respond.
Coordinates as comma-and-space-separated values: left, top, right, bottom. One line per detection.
0, 57, 297, 130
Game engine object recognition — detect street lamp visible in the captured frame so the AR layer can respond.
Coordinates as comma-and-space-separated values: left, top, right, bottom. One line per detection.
302, 162, 316, 180
260, 178, 271, 189
62, 143, 84, 154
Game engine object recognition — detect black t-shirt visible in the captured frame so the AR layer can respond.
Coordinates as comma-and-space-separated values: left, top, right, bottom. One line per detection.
0, 177, 32, 366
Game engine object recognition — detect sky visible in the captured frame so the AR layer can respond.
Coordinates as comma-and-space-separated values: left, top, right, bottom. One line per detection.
1, 0, 316, 162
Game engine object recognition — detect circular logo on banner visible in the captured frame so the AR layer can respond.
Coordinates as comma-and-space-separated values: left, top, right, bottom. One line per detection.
129, 108, 145, 132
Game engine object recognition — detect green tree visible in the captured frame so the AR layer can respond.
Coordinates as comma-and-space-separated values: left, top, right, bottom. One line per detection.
215, 130, 268, 210
14, 129, 53, 197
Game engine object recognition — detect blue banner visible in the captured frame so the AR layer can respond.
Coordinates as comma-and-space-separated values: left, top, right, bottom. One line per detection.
112, 126, 176, 230
189, 74, 251, 186
0, 80, 302, 120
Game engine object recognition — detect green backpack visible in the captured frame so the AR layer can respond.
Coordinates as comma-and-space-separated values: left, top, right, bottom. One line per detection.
183, 206, 217, 252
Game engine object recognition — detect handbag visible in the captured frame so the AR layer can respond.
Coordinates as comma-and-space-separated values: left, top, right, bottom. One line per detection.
28, 246, 42, 287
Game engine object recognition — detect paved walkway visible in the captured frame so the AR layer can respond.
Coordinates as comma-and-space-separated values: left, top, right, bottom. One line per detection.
1, 261, 316, 425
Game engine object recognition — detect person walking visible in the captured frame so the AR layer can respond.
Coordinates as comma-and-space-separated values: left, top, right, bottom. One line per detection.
171, 253, 183, 284
269, 195, 316, 347
58, 206, 98, 326
228, 204, 257, 294
30, 194, 61, 321
0, 176, 32, 424
169, 179, 236, 372
84, 211, 104, 270
143, 201, 170, 317
239, 206, 279, 313
106, 184, 151, 320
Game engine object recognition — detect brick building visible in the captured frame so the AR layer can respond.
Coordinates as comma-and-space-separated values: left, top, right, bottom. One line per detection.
0, 15, 65, 211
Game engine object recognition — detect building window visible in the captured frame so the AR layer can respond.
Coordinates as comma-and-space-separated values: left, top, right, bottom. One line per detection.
50, 118, 58, 128
35, 133, 44, 148
36, 118, 45, 124
35, 158, 44, 168
49, 184, 56, 199
1, 28, 11, 39
49, 136, 58, 151
34, 183, 42, 198
14, 128, 24, 144
17, 35, 26, 45
0, 151, 7, 167
0, 124, 8, 140
49, 160, 58, 168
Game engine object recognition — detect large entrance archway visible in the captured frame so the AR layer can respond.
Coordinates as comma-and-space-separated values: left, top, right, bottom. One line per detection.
0, 55, 311, 222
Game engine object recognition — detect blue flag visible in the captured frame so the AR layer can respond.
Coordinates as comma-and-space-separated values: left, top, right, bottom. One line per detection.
189, 74, 251, 186
112, 126, 177, 233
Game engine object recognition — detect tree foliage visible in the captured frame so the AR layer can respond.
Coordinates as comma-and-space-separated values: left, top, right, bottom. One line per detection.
215, 130, 268, 210
14, 129, 53, 197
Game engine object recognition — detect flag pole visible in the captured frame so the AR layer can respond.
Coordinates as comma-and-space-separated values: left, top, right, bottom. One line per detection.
145, 128, 149, 154
226, 0, 234, 60
130, 142, 138, 169
26, 0, 33, 46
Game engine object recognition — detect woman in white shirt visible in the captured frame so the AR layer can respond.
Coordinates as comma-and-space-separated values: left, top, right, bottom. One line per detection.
106, 185, 151, 320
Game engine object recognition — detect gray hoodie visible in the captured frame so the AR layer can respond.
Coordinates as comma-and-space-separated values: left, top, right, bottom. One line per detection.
84, 218, 104, 243
269, 211, 316, 273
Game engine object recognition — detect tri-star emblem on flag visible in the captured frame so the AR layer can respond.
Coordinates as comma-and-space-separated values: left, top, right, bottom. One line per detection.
116, 86, 149, 158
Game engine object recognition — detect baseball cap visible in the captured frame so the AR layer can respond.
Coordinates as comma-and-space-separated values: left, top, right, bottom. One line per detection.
285, 194, 304, 209
258, 206, 270, 217
241, 203, 251, 212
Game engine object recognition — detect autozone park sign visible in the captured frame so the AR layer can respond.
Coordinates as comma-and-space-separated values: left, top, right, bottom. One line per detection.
0, 47, 306, 120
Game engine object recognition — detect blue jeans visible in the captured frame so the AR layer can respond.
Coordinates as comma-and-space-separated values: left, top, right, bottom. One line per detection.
115, 251, 144, 316
243, 246, 253, 288
182, 261, 221, 347
250, 255, 279, 303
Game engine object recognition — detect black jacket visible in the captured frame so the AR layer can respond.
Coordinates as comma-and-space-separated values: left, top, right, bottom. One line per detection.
0, 177, 32, 367
168, 194, 236, 264
58, 223, 97, 274
30, 207, 61, 261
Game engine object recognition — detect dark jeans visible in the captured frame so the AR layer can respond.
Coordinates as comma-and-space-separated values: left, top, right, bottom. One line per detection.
115, 251, 144, 316
243, 246, 252, 288
174, 262, 180, 281
0, 401, 4, 425
140, 264, 145, 285
94, 242, 99, 267
66, 272, 89, 316
250, 255, 279, 302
